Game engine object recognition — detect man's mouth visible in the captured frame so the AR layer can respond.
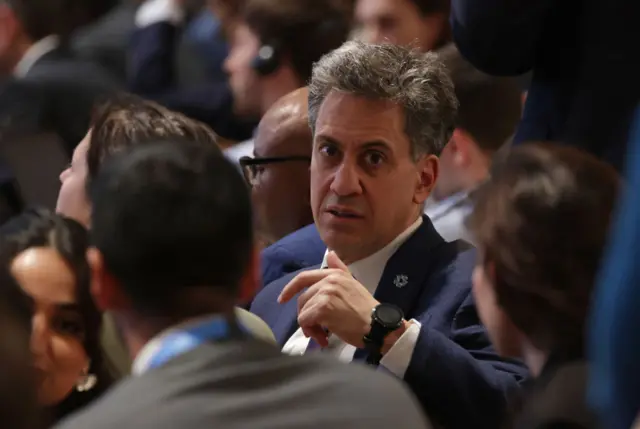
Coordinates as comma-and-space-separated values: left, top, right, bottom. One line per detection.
326, 207, 363, 219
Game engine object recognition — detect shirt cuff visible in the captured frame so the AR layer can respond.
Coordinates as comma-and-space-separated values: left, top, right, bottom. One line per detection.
136, 0, 185, 27
379, 319, 421, 378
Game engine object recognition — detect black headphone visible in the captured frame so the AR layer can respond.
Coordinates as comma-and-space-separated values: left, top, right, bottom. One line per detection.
251, 43, 282, 76
250, 18, 347, 77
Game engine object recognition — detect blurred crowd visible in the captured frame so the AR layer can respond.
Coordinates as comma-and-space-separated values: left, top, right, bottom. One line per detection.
0, 0, 638, 428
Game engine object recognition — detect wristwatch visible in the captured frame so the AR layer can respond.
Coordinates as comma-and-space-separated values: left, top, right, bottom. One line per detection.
363, 303, 404, 365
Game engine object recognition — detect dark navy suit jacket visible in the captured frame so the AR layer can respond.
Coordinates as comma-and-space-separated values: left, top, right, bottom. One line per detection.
450, 0, 640, 172
260, 223, 325, 288
252, 217, 528, 429
129, 22, 256, 141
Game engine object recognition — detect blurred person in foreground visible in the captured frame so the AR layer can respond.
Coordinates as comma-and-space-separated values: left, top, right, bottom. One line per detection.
0, 0, 119, 152
0, 209, 113, 426
222, 0, 351, 162
240, 87, 314, 248
450, 0, 640, 172
424, 45, 522, 243
251, 41, 528, 428
468, 143, 620, 429
53, 139, 432, 429
0, 269, 39, 429
56, 93, 276, 377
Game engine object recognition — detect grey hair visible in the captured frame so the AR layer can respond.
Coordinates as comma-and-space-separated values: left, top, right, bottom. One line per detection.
308, 40, 458, 158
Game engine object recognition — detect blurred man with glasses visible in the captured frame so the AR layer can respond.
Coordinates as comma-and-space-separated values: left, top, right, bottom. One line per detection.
240, 87, 313, 247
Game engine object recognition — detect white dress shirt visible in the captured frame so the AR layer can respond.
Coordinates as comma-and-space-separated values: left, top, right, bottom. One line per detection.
135, 0, 185, 27
13, 35, 60, 78
282, 217, 423, 378
424, 191, 474, 244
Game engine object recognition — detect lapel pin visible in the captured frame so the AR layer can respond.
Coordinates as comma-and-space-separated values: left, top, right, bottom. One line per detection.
393, 274, 408, 288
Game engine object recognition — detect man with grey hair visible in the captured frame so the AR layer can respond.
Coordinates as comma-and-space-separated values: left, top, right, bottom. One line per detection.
251, 41, 528, 429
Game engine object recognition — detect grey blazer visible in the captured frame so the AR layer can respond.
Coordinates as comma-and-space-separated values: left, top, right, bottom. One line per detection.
54, 339, 432, 429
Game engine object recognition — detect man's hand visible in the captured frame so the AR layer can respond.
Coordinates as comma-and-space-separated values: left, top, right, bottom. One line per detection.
278, 251, 379, 348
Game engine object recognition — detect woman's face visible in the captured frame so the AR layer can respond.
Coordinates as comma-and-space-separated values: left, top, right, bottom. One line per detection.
11, 247, 89, 406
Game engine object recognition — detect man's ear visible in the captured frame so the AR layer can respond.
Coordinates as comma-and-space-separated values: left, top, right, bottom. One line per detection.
413, 154, 438, 205
450, 128, 482, 168
86, 247, 129, 312
237, 245, 260, 305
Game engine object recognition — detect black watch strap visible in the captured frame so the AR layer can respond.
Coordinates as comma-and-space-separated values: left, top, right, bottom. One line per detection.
362, 304, 404, 365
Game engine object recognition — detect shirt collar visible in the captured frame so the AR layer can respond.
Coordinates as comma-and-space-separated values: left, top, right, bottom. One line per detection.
320, 216, 423, 294
13, 35, 60, 78
424, 191, 470, 220
132, 314, 225, 376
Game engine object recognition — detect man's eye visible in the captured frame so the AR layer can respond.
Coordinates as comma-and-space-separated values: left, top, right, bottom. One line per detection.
364, 151, 385, 166
319, 145, 338, 157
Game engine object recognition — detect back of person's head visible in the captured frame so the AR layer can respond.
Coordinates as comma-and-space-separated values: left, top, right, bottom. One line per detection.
430, 46, 522, 199
354, 0, 450, 50
89, 140, 253, 320
57, 94, 220, 228
87, 93, 220, 182
309, 40, 458, 158
240, 0, 351, 84
468, 143, 621, 355
440, 45, 522, 154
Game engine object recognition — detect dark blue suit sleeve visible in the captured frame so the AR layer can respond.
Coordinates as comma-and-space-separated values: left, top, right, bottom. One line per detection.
129, 22, 179, 96
406, 294, 527, 429
588, 107, 640, 429
450, 0, 553, 75
128, 22, 255, 141
260, 244, 292, 290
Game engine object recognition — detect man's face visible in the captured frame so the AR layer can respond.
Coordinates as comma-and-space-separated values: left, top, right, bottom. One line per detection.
250, 116, 313, 245
223, 23, 263, 117
310, 91, 437, 264
354, 0, 443, 51
56, 131, 91, 227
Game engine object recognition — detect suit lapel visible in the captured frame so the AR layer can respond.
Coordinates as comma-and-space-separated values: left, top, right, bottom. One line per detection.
353, 215, 445, 361
272, 217, 446, 354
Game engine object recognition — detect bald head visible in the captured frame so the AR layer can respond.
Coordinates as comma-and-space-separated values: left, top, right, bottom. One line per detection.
254, 87, 311, 158
249, 87, 314, 245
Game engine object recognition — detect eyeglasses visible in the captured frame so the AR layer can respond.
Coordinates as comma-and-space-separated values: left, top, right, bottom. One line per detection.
239, 155, 311, 186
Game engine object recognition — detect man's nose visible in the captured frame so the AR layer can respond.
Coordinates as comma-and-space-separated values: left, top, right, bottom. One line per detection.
59, 168, 70, 183
330, 162, 362, 196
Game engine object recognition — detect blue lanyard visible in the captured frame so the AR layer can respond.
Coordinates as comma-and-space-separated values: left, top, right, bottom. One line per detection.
147, 317, 244, 370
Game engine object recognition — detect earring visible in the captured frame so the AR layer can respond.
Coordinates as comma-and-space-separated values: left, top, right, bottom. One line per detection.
76, 367, 97, 392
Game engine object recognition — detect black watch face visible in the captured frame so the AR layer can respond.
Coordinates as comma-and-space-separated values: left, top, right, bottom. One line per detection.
375, 304, 402, 326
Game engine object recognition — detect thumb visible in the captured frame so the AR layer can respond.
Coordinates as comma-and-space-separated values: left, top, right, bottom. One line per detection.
326, 251, 349, 272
